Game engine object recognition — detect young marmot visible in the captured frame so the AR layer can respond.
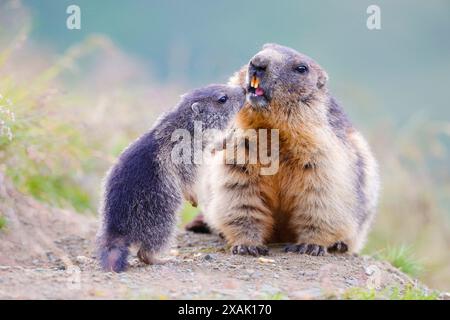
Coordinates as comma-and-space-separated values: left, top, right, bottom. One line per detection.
97, 84, 245, 272
198, 44, 380, 256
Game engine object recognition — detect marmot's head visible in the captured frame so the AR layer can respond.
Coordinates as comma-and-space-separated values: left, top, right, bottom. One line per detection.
245, 43, 329, 109
182, 84, 245, 130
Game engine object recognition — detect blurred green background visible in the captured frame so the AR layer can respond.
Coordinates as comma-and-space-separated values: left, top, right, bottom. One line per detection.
25, 0, 450, 122
0, 0, 449, 290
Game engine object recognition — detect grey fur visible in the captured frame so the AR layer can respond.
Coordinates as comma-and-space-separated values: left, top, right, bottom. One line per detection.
327, 97, 352, 143
97, 84, 244, 272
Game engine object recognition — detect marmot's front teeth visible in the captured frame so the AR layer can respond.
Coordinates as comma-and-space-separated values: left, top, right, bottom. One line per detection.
250, 76, 260, 89
254, 77, 259, 89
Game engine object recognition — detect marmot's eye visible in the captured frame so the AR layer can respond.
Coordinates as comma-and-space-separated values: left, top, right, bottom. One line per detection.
295, 65, 308, 74
218, 95, 228, 104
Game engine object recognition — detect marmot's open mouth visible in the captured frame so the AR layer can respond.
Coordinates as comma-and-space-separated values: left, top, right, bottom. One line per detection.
248, 75, 265, 97
247, 75, 269, 108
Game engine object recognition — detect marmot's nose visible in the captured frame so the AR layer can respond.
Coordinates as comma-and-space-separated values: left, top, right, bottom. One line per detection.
249, 56, 268, 76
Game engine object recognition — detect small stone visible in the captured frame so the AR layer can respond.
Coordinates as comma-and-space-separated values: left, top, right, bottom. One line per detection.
204, 254, 214, 261
365, 265, 379, 276
75, 255, 90, 264
258, 257, 275, 264
169, 249, 179, 256
46, 252, 58, 263
345, 278, 359, 286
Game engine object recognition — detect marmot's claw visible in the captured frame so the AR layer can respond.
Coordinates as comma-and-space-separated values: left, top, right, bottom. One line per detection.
231, 245, 269, 256
284, 243, 325, 256
285, 243, 305, 254
327, 241, 348, 254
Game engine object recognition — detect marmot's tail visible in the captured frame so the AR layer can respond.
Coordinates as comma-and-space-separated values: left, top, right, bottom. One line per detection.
97, 234, 129, 272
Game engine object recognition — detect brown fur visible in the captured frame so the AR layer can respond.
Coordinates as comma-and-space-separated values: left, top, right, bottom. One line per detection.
198, 44, 379, 255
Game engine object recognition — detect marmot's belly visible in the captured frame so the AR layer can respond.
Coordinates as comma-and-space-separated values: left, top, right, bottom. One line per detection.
260, 172, 304, 243
261, 166, 352, 244
268, 213, 298, 243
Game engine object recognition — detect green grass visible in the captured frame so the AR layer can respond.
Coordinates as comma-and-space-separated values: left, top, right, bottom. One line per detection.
375, 246, 423, 277
388, 286, 439, 300
179, 202, 200, 226
343, 288, 378, 300
0, 39, 97, 213
0, 85, 94, 213
343, 285, 439, 300
262, 292, 287, 300
0, 214, 6, 230
19, 174, 91, 212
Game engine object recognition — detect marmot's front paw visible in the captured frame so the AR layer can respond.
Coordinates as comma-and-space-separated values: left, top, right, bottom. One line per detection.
231, 245, 269, 257
327, 241, 348, 254
284, 243, 326, 256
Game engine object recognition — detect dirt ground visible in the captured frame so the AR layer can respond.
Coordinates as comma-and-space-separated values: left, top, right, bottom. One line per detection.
0, 231, 420, 299
0, 173, 439, 300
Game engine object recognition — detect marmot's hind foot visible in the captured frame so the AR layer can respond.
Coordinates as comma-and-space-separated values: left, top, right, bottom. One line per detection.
137, 248, 166, 265
185, 213, 211, 234
231, 245, 269, 257
327, 241, 348, 254
284, 243, 326, 256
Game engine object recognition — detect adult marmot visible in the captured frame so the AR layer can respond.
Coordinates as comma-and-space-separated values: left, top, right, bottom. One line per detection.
197, 44, 379, 256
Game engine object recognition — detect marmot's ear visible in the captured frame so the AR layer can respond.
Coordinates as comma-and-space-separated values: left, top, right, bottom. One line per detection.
317, 70, 329, 89
191, 102, 202, 113
228, 65, 247, 87
262, 43, 278, 50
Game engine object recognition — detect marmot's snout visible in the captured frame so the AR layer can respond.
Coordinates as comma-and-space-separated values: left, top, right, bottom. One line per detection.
247, 53, 272, 108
